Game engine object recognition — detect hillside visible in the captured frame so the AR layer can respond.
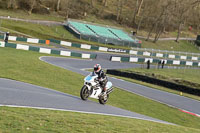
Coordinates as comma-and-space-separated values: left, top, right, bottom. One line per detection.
1, 0, 199, 38
0, 0, 199, 53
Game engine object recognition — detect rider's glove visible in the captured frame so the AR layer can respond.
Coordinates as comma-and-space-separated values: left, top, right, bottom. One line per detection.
99, 78, 103, 82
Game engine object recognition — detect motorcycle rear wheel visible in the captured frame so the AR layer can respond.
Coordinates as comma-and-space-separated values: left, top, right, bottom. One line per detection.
99, 94, 109, 105
80, 85, 90, 100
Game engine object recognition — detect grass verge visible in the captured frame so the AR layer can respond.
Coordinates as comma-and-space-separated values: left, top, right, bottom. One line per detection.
115, 75, 200, 101
1, 47, 200, 130
109, 68, 200, 101
1, 107, 200, 133
119, 68, 200, 88
140, 39, 199, 53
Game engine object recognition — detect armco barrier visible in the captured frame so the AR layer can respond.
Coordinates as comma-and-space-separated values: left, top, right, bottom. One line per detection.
44, 38, 200, 61
106, 69, 200, 96
110, 56, 200, 67
0, 42, 96, 59
1, 35, 200, 61
0, 35, 49, 45
128, 50, 200, 61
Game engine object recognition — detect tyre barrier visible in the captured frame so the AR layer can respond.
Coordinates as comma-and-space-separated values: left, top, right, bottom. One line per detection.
1, 35, 200, 61
107, 69, 200, 96
110, 56, 200, 67
0, 42, 97, 59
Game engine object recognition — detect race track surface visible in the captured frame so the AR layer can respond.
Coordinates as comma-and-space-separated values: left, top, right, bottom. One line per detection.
0, 78, 171, 124
1, 55, 200, 125
40, 56, 200, 115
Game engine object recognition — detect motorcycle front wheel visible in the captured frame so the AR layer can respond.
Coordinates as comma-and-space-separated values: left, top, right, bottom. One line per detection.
80, 85, 90, 100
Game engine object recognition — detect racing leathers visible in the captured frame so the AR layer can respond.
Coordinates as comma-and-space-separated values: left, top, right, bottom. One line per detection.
95, 69, 108, 93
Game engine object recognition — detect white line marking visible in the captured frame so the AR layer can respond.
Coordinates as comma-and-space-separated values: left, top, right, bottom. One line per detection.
80, 68, 93, 71
0, 104, 174, 125
113, 83, 200, 116
39, 56, 93, 61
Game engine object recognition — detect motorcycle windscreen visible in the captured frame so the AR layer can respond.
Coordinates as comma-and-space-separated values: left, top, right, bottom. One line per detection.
85, 75, 92, 81
106, 81, 112, 89
85, 72, 97, 81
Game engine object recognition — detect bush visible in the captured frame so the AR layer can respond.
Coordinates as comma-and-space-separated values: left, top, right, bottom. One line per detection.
195, 40, 200, 46
0, 0, 7, 9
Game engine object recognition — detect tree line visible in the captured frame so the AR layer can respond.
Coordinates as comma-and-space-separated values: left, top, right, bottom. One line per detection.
1, 0, 200, 42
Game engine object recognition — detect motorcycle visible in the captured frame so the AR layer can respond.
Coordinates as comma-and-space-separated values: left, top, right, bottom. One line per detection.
80, 72, 114, 104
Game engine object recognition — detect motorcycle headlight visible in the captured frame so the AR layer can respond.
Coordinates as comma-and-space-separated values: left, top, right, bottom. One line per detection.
86, 82, 91, 86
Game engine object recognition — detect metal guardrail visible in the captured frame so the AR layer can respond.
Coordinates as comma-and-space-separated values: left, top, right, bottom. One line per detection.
131, 47, 200, 56
110, 56, 200, 67
1, 34, 199, 61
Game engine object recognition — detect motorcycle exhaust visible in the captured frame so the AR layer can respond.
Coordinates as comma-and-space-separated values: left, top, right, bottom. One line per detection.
106, 88, 114, 94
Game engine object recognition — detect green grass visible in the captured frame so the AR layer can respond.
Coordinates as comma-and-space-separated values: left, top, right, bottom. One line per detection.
0, 27, 33, 38
107, 67, 200, 101
1, 19, 135, 50
109, 74, 200, 101
1, 19, 74, 40
110, 88, 200, 128
141, 39, 200, 53
0, 47, 84, 96
1, 107, 200, 133
1, 47, 200, 130
0, 9, 65, 22
121, 68, 200, 85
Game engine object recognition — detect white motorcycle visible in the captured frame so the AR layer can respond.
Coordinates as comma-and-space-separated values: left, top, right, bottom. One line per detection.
80, 72, 113, 104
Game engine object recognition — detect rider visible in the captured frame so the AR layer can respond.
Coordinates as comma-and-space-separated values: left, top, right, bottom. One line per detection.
93, 64, 108, 95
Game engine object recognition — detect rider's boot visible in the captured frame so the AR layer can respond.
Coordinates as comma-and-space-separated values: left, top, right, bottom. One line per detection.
101, 88, 106, 96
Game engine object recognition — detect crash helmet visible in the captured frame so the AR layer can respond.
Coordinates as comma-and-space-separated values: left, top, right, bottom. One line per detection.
94, 64, 101, 73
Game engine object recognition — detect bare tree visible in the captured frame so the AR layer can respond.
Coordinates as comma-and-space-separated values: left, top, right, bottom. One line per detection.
104, 0, 108, 6
91, 0, 94, 7
61, 0, 70, 20
2, 0, 200, 38
56, 0, 61, 11
132, 0, 139, 25
116, 0, 121, 21
101, 0, 108, 6
137, 0, 144, 16
135, 1, 147, 33
7, 0, 17, 9
153, 0, 172, 43
145, 0, 164, 41
27, 0, 50, 15
116, 0, 126, 22
172, 0, 199, 42
28, 0, 37, 15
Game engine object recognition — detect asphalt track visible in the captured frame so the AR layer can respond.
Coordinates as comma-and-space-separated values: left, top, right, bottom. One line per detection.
0, 77, 171, 125
0, 46, 199, 125
0, 55, 174, 125
40, 56, 200, 116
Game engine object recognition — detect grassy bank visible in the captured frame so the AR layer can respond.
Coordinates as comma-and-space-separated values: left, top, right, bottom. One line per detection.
141, 39, 199, 53
119, 68, 200, 88
107, 68, 200, 101
1, 107, 200, 133
0, 18, 199, 53
0, 19, 132, 50
0, 9, 65, 22
1, 47, 200, 130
